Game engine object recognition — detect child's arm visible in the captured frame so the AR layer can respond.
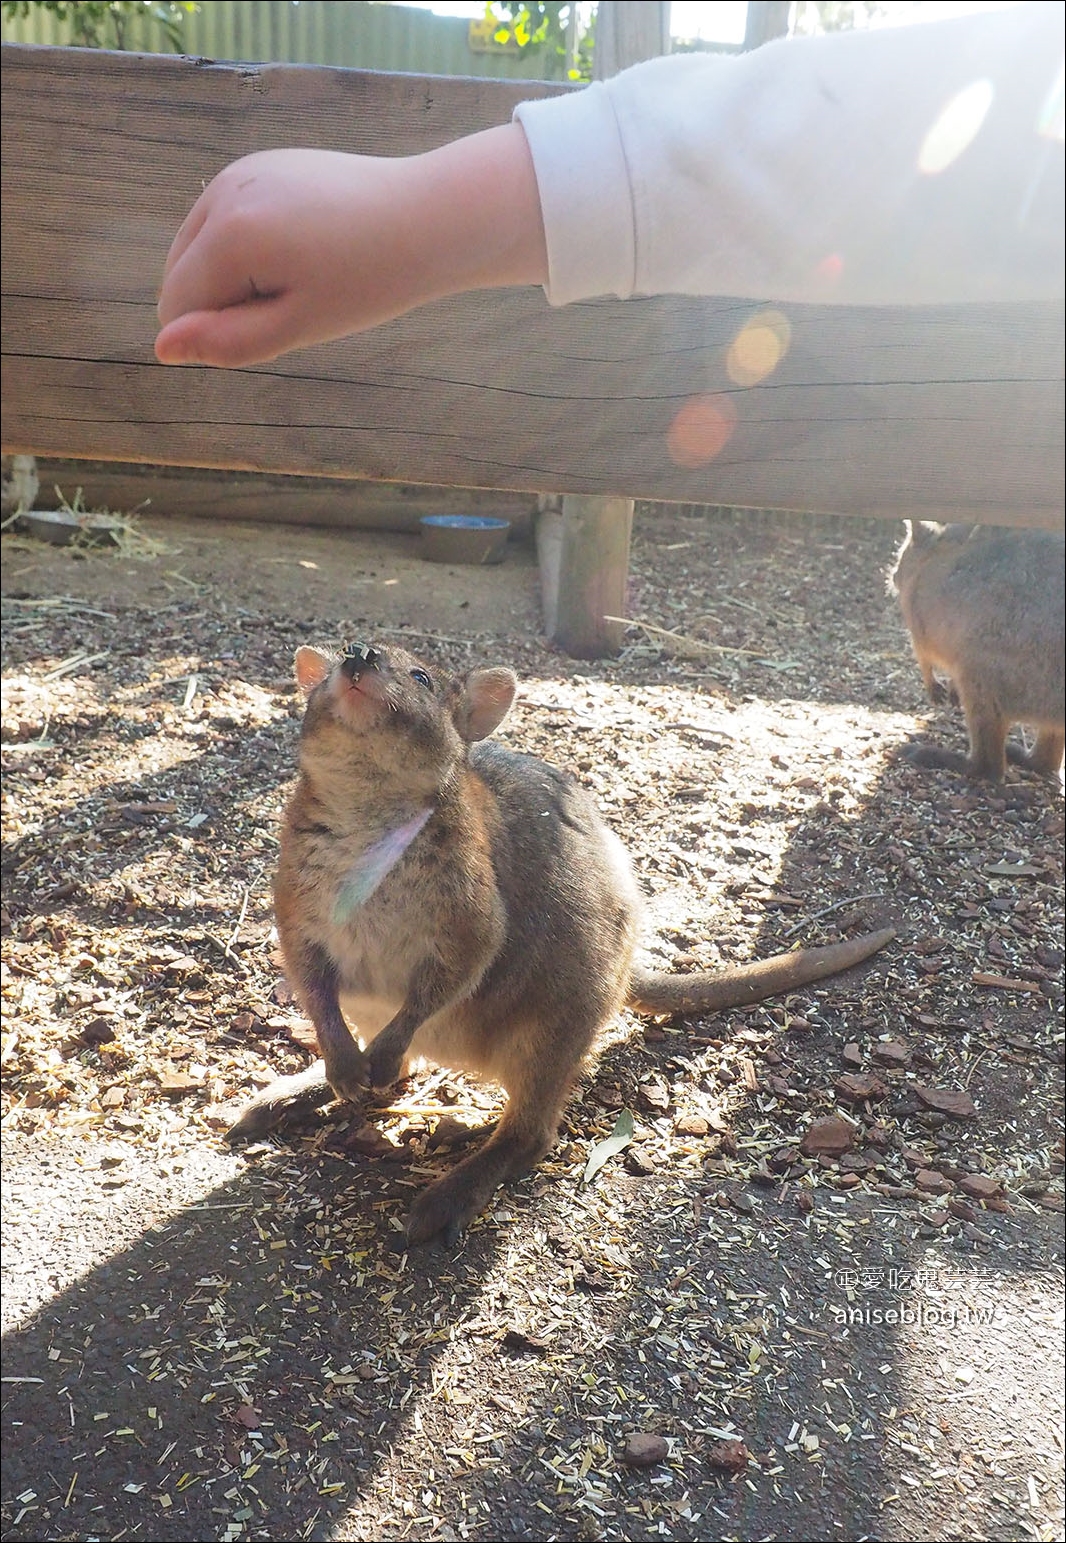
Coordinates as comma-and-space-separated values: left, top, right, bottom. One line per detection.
157, 4, 1063, 370
155, 123, 547, 367
516, 3, 1063, 309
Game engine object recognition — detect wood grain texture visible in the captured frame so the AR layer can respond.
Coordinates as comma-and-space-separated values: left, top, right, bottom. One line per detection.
26, 459, 535, 532
551, 495, 635, 658
2, 44, 1063, 528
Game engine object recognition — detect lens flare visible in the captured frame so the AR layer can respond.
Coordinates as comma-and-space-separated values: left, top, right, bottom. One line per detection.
726, 309, 792, 387
918, 79, 994, 175
667, 394, 737, 469
814, 253, 845, 285
1037, 62, 1064, 142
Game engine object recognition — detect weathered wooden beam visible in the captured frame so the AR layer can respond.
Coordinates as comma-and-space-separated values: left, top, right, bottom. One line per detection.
1, 44, 1062, 532
23, 459, 535, 533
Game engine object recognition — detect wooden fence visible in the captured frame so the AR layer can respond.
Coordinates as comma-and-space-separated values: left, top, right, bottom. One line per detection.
2, 44, 1062, 651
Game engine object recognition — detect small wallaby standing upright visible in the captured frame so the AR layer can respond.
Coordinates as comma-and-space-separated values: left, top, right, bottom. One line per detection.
890, 521, 1065, 781
232, 642, 893, 1244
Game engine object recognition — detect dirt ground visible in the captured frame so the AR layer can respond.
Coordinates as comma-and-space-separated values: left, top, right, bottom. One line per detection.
2, 504, 1063, 1543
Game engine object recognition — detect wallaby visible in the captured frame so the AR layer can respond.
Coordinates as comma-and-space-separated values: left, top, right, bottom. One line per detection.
231, 642, 894, 1243
890, 520, 1064, 781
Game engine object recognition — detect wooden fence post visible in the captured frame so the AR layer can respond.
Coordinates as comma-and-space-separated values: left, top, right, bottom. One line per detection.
743, 2, 792, 51
537, 494, 634, 659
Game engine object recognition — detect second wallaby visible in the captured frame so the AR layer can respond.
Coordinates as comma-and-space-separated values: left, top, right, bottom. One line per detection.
231, 642, 894, 1244
890, 521, 1065, 781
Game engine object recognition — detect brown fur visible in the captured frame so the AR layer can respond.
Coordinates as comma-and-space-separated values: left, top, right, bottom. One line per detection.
890, 521, 1065, 781
231, 642, 893, 1243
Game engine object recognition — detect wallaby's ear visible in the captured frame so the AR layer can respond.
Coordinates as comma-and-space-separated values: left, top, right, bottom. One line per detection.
294, 646, 332, 698
454, 668, 517, 743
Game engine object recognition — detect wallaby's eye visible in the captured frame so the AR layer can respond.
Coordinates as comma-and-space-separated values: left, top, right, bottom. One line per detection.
410, 668, 433, 691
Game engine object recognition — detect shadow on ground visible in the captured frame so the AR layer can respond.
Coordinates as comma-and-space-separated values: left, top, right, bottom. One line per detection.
3, 506, 1063, 1542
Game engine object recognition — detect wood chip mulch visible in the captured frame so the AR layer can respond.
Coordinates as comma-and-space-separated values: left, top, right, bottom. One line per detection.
2, 505, 1063, 1543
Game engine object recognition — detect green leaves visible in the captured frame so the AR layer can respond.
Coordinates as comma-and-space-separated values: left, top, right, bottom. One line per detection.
1, 1, 198, 52
482, 1, 593, 82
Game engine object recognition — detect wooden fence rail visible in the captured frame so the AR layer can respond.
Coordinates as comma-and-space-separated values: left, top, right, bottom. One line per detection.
2, 43, 1062, 651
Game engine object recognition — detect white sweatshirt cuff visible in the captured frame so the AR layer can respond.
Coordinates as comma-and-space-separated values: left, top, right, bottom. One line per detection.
513, 85, 637, 306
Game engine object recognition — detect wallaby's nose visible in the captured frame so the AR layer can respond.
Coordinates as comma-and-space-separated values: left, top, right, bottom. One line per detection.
340, 643, 383, 680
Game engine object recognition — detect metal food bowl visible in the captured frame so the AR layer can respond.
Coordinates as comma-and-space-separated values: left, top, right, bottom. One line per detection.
21, 508, 122, 547
419, 515, 510, 565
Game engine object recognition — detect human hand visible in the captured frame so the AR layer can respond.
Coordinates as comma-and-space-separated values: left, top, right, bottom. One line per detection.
155, 128, 547, 368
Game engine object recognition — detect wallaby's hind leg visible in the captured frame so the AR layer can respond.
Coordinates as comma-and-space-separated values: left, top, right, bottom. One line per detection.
957, 678, 1010, 780
905, 678, 1007, 781
406, 1103, 559, 1245
1007, 728, 1065, 778
406, 1032, 582, 1245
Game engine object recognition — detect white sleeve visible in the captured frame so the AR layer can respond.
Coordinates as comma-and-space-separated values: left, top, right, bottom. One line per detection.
513, 3, 1064, 308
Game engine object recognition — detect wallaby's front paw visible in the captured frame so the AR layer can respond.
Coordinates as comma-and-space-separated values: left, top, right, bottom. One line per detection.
324, 1046, 371, 1105
925, 677, 960, 709
366, 1040, 404, 1093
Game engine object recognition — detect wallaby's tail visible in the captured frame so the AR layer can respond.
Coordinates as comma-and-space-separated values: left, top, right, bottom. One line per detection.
227, 1060, 337, 1142
627, 927, 895, 1017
